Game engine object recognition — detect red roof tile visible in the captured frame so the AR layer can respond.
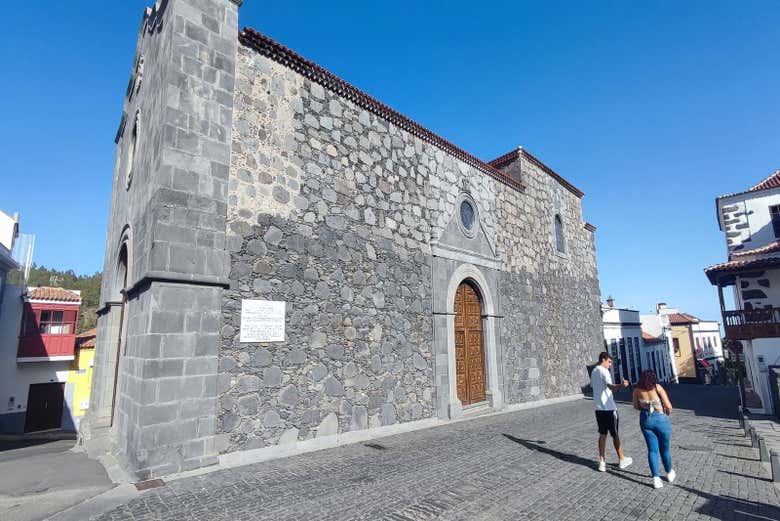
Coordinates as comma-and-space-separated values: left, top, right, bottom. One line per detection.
718, 168, 780, 199
238, 28, 527, 194
748, 169, 780, 192
731, 239, 780, 258
28, 287, 81, 303
667, 313, 700, 325
76, 328, 96, 349
704, 256, 780, 284
488, 148, 585, 198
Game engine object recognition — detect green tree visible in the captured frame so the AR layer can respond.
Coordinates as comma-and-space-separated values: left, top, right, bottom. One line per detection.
8, 264, 102, 333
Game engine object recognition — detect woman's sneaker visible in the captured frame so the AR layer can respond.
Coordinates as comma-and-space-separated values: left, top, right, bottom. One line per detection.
618, 456, 633, 469
653, 476, 664, 489
666, 469, 676, 483
598, 460, 606, 472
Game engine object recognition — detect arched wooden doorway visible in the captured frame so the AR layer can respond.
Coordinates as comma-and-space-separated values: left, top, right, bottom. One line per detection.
454, 280, 486, 405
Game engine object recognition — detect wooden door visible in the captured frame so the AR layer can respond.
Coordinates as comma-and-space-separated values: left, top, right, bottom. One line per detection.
454, 281, 486, 405
24, 383, 64, 432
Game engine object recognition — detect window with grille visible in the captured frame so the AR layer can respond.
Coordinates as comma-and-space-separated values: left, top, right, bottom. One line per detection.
771, 205, 780, 238
24, 307, 77, 335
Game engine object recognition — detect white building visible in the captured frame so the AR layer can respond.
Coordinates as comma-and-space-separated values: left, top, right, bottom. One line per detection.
0, 286, 83, 434
602, 298, 667, 383
0, 210, 19, 317
706, 168, 780, 414
640, 306, 677, 383
691, 321, 725, 375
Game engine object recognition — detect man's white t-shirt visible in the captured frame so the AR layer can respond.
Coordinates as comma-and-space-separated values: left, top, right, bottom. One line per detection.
591, 365, 616, 411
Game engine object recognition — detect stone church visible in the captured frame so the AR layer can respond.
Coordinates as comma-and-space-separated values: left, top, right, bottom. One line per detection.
81, 0, 603, 479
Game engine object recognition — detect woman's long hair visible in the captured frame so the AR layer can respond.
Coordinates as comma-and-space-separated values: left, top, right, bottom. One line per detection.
636, 370, 658, 391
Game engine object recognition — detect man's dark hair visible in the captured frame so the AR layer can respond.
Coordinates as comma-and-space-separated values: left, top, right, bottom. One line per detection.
598, 351, 612, 363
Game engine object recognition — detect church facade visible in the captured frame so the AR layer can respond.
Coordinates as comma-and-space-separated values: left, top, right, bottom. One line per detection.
82, 0, 603, 480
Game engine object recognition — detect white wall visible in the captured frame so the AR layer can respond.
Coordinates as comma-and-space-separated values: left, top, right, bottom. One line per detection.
0, 210, 17, 253
719, 187, 780, 254
640, 313, 679, 383
744, 338, 780, 415
691, 321, 724, 362
603, 307, 646, 383
0, 285, 73, 432
734, 268, 780, 311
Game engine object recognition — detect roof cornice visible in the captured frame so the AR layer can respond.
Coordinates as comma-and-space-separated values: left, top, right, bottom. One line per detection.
238, 28, 526, 194
487, 147, 585, 198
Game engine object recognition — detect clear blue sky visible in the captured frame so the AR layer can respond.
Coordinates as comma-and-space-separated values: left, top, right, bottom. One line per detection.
2, 1, 779, 323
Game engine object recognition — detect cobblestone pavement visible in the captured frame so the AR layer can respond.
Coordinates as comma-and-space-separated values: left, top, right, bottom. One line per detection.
94, 385, 780, 520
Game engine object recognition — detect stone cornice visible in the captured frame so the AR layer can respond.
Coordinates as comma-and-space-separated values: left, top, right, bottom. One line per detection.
488, 147, 585, 199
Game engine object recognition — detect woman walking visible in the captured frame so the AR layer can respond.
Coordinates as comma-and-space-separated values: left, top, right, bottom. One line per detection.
633, 370, 676, 489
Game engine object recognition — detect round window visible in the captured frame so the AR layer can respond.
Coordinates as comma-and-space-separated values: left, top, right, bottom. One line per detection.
460, 200, 475, 231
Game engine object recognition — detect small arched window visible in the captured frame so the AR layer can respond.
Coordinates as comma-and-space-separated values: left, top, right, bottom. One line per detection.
554, 214, 565, 253
125, 111, 139, 189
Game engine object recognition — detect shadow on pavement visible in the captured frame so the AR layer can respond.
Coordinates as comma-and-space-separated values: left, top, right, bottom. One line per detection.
0, 437, 66, 453
676, 484, 780, 521
501, 434, 651, 488
610, 384, 740, 420
717, 469, 771, 482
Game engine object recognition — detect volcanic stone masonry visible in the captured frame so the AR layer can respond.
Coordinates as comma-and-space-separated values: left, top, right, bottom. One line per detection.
83, 0, 603, 479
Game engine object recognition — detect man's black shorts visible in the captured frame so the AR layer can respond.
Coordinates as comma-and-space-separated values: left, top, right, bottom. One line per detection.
595, 410, 619, 437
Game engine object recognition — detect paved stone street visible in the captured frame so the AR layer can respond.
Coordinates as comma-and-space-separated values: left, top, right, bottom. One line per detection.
93, 385, 779, 520
0, 438, 113, 521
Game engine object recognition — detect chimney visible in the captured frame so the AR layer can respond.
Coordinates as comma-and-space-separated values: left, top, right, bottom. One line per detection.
657, 302, 667, 313
606, 296, 614, 308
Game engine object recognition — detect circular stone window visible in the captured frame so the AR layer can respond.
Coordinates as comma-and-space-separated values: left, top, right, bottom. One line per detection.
460, 200, 476, 232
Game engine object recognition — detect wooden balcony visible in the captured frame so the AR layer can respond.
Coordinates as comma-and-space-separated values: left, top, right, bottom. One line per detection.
724, 308, 780, 340
17, 334, 76, 360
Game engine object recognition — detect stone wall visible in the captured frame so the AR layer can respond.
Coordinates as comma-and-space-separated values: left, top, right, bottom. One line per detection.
88, 0, 241, 480
218, 36, 602, 454
495, 158, 602, 400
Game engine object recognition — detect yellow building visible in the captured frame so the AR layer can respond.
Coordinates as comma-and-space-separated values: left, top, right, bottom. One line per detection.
669, 316, 698, 380
68, 329, 96, 428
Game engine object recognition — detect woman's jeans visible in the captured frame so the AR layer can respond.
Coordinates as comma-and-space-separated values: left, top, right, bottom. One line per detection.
640, 410, 673, 477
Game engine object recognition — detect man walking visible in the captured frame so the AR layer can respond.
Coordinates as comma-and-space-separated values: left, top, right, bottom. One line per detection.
591, 351, 632, 472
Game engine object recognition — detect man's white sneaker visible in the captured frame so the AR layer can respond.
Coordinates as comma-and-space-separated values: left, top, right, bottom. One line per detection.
666, 469, 676, 483
618, 456, 633, 469
653, 476, 663, 489
598, 460, 606, 472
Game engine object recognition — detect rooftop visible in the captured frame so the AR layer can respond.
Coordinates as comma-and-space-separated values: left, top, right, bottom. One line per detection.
27, 286, 81, 303
76, 328, 96, 349
718, 168, 780, 200
667, 312, 700, 325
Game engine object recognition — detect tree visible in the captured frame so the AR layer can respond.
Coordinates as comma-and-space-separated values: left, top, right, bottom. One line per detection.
8, 264, 102, 333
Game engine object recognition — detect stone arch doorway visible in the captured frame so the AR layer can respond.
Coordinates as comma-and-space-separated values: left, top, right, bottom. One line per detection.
454, 280, 487, 405
109, 242, 129, 426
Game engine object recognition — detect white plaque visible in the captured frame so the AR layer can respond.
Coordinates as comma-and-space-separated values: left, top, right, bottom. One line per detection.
240, 300, 286, 342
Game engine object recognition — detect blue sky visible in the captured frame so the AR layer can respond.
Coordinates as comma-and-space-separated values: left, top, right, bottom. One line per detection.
1, 1, 779, 323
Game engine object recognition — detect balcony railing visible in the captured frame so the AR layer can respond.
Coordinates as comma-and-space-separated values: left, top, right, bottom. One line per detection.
724, 308, 780, 340
17, 334, 76, 360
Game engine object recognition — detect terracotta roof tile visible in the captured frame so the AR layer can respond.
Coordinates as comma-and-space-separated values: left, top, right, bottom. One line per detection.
731, 239, 780, 258
28, 287, 81, 303
76, 328, 96, 349
238, 28, 527, 194
704, 256, 780, 284
667, 313, 700, 325
642, 332, 665, 343
718, 168, 780, 199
